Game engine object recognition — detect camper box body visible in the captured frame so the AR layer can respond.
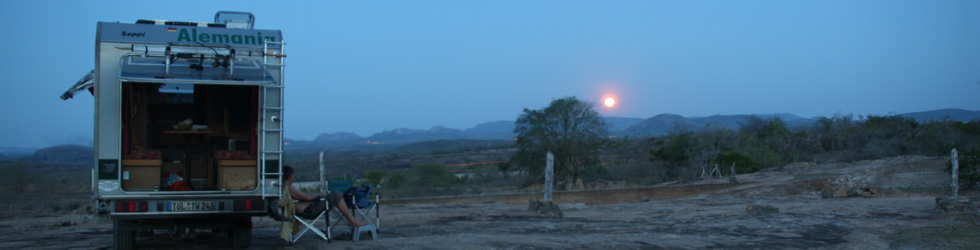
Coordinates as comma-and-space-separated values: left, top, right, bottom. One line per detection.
89, 12, 284, 248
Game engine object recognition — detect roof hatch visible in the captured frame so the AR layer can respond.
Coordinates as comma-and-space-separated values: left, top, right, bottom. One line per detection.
215, 11, 255, 29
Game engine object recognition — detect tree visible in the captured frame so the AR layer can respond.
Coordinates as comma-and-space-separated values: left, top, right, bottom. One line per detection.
512, 96, 609, 189
648, 133, 694, 180
364, 170, 386, 186
714, 152, 761, 174
850, 115, 918, 158
411, 163, 462, 191
810, 113, 854, 152
737, 116, 794, 167
385, 173, 407, 189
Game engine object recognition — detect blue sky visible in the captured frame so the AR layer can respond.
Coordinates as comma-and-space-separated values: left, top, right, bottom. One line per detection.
1, 1, 978, 148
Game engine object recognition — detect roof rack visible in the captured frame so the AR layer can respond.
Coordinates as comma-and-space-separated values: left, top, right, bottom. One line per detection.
133, 11, 255, 29
136, 19, 226, 28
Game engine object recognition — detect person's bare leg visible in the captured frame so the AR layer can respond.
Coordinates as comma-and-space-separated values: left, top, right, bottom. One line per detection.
335, 200, 368, 226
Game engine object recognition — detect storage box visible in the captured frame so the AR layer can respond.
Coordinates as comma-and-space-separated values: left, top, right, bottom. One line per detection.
218, 164, 256, 190
122, 159, 163, 166
121, 165, 160, 191
214, 150, 255, 160
122, 150, 161, 160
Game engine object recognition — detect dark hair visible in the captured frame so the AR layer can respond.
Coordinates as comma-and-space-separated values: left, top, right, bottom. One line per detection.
283, 165, 294, 180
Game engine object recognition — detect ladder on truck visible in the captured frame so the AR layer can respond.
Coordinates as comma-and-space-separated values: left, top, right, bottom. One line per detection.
260, 40, 286, 199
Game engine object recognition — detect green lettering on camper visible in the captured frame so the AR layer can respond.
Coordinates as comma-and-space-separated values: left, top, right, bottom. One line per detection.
176, 28, 276, 45
177, 28, 192, 42
212, 33, 230, 43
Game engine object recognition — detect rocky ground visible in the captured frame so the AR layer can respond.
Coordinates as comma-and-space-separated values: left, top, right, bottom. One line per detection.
2, 155, 979, 249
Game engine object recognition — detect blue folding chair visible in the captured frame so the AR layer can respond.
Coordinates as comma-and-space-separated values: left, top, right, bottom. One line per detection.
327, 179, 380, 241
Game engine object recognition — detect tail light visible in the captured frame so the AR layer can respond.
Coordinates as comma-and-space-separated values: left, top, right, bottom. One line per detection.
114, 200, 148, 212
233, 199, 264, 211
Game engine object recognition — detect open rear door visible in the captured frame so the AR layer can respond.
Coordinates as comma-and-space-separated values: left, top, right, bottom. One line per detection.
60, 69, 95, 100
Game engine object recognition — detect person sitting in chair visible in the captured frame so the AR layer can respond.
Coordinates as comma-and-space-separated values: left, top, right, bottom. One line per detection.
283, 165, 368, 226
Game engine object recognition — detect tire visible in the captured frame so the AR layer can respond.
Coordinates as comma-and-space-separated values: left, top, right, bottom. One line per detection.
112, 219, 135, 250
229, 217, 252, 248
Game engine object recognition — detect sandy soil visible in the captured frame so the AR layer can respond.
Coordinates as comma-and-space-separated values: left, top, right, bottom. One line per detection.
2, 155, 979, 249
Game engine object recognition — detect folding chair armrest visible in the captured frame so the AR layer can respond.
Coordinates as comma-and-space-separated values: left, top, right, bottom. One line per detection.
294, 197, 330, 208
293, 197, 326, 202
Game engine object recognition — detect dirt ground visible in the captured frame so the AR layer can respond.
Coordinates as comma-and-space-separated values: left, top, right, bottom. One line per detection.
2, 155, 979, 249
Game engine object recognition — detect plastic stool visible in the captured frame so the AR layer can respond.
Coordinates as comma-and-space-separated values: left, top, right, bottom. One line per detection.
352, 224, 377, 241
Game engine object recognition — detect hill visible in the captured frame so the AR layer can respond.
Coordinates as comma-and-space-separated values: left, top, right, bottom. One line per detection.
606, 117, 645, 135
313, 132, 364, 144
900, 108, 980, 123
0, 146, 38, 157
2, 144, 93, 181
462, 121, 515, 139
290, 109, 978, 147
393, 139, 514, 155
624, 113, 814, 136
623, 114, 698, 136
368, 126, 466, 143
18, 144, 93, 163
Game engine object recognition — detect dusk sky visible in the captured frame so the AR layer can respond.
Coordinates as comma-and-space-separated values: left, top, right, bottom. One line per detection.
1, 1, 978, 148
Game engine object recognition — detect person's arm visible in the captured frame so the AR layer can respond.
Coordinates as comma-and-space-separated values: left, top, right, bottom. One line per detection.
287, 184, 323, 201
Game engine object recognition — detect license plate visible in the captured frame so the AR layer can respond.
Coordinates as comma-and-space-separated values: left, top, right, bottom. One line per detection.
167, 201, 216, 211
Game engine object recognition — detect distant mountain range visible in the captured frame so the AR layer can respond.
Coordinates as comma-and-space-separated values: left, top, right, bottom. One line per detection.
0, 146, 39, 157
899, 109, 980, 123
3, 109, 978, 157
292, 108, 980, 146
0, 144, 93, 163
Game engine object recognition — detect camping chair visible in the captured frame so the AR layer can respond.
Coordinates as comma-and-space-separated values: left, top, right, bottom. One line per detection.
327, 179, 380, 241
274, 185, 333, 244
291, 198, 332, 243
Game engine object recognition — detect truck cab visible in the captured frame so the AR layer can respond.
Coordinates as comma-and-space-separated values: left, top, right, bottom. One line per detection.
62, 11, 285, 249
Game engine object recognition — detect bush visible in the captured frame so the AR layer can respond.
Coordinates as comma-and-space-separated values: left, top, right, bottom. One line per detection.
0, 164, 52, 192
385, 173, 407, 189
380, 164, 463, 198
714, 152, 761, 174
365, 170, 386, 186
411, 163, 463, 190
648, 134, 694, 180
471, 165, 499, 185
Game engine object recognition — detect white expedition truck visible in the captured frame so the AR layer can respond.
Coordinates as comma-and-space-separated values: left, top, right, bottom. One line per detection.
61, 11, 287, 249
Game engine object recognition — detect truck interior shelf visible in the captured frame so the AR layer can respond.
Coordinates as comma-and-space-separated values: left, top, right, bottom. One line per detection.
121, 82, 259, 191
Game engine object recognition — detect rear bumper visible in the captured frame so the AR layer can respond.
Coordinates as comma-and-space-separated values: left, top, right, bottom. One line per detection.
103, 196, 274, 220
110, 210, 268, 220
112, 215, 253, 231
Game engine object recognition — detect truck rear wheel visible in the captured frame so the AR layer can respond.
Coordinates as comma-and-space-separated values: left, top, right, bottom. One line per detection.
113, 219, 135, 250
229, 216, 252, 248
